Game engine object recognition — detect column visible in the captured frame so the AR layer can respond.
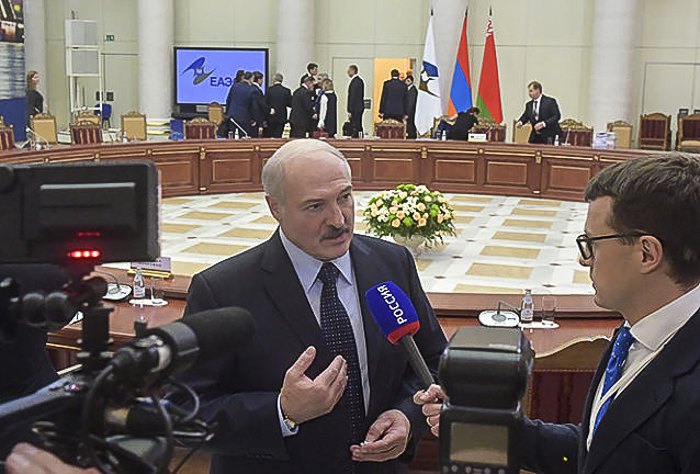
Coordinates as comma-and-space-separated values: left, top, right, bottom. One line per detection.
24, 0, 47, 97
276, 0, 315, 85
587, 0, 640, 131
137, 0, 173, 123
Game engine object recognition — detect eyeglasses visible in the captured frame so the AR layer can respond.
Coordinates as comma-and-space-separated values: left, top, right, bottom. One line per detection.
575, 232, 646, 260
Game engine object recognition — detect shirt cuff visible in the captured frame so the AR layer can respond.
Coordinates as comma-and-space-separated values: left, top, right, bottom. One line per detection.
277, 395, 299, 437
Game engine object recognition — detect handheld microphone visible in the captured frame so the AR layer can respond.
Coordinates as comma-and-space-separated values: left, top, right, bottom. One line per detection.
365, 281, 434, 388
109, 306, 254, 381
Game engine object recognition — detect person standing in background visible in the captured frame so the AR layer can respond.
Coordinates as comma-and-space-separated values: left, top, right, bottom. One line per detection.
405, 75, 418, 139
317, 78, 338, 138
289, 74, 317, 138
26, 70, 43, 125
516, 80, 562, 144
378, 69, 408, 123
264, 73, 292, 138
346, 65, 364, 138
225, 71, 255, 137
250, 71, 271, 138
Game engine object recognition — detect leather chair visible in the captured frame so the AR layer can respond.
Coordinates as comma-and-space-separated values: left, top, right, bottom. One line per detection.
512, 119, 532, 144
74, 109, 101, 126
606, 120, 633, 149
121, 111, 148, 141
0, 122, 15, 151
207, 102, 224, 126
638, 112, 671, 150
472, 119, 506, 142
676, 113, 700, 152
559, 118, 593, 147
374, 118, 406, 139
30, 112, 58, 144
70, 121, 103, 145
185, 117, 217, 140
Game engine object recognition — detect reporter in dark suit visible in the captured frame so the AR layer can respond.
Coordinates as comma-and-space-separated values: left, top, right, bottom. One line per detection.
516, 81, 562, 144
250, 71, 270, 138
346, 65, 365, 137
265, 73, 292, 138
405, 76, 418, 139
378, 69, 408, 123
183, 139, 447, 474
416, 153, 700, 474
289, 75, 317, 138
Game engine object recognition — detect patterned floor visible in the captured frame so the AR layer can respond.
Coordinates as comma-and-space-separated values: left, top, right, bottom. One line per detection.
142, 191, 593, 295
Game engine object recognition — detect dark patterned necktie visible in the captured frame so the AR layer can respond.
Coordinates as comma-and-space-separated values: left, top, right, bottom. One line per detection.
317, 262, 365, 447
593, 326, 634, 433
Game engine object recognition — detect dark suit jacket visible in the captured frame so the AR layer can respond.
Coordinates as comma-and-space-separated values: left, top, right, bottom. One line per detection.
347, 75, 365, 114
449, 113, 478, 141
520, 309, 700, 474
266, 83, 292, 124
225, 81, 254, 133
289, 86, 316, 134
406, 86, 417, 121
379, 78, 408, 118
251, 84, 270, 126
517, 95, 562, 142
183, 232, 447, 474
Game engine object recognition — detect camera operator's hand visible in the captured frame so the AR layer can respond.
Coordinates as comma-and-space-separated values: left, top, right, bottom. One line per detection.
5, 443, 99, 474
413, 384, 446, 437
350, 409, 410, 462
280, 346, 348, 424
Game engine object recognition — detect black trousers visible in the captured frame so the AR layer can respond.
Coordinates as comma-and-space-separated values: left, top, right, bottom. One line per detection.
289, 124, 308, 138
264, 122, 285, 138
350, 110, 363, 137
406, 119, 417, 139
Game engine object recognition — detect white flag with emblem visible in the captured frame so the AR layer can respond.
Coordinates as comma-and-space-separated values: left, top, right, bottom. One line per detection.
415, 9, 443, 136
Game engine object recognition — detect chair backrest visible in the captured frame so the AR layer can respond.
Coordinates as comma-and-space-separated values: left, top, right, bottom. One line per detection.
677, 113, 700, 151
0, 122, 15, 151
374, 118, 406, 139
121, 111, 147, 141
512, 120, 532, 144
527, 336, 609, 423
472, 119, 506, 142
30, 112, 58, 144
638, 112, 671, 150
71, 121, 103, 145
207, 102, 224, 125
184, 117, 217, 140
74, 110, 101, 126
606, 120, 633, 148
431, 115, 454, 138
559, 118, 593, 147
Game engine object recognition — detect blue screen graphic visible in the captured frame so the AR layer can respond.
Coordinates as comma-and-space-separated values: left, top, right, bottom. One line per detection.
175, 48, 268, 105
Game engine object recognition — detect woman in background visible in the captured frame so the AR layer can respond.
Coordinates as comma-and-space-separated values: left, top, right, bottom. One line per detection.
26, 70, 44, 120
316, 78, 337, 138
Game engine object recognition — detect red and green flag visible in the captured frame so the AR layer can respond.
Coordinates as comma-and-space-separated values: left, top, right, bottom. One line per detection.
476, 8, 503, 123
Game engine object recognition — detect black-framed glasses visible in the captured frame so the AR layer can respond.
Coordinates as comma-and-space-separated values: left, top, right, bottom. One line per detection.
576, 232, 646, 260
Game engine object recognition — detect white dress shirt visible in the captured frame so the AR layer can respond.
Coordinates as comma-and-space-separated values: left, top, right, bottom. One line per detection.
277, 230, 371, 436
586, 283, 700, 449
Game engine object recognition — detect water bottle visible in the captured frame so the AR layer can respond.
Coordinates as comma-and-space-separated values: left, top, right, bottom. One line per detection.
441, 130, 447, 141
520, 289, 534, 324
234, 128, 240, 140
553, 135, 560, 146
133, 267, 146, 299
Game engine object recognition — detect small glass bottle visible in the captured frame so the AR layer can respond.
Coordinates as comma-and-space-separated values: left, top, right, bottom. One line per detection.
553, 134, 560, 146
441, 130, 447, 141
520, 289, 534, 324
133, 267, 146, 299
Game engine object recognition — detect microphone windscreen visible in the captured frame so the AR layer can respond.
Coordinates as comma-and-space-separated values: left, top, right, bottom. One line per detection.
179, 306, 254, 362
365, 281, 420, 344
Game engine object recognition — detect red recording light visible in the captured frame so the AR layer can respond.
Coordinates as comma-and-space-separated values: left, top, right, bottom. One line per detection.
67, 249, 102, 259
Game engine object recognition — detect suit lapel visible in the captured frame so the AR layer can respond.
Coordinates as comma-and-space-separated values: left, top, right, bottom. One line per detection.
584, 311, 700, 473
349, 236, 390, 417
261, 230, 331, 366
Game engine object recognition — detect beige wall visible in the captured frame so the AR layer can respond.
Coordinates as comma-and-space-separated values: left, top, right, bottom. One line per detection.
41, 0, 700, 138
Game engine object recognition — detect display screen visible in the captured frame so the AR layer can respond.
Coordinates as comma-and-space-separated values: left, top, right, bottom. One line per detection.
450, 422, 509, 466
174, 47, 268, 106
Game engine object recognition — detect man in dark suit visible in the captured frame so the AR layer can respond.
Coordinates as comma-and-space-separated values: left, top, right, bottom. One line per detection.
346, 65, 365, 138
225, 71, 254, 137
405, 76, 418, 139
264, 73, 292, 138
289, 75, 317, 138
183, 139, 447, 474
416, 153, 700, 474
378, 69, 408, 123
516, 81, 562, 144
250, 71, 270, 138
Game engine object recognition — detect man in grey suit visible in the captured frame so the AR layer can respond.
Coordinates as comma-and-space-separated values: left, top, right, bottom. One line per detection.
416, 153, 700, 474
184, 139, 447, 474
